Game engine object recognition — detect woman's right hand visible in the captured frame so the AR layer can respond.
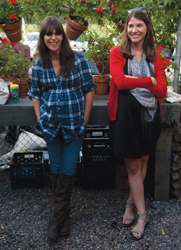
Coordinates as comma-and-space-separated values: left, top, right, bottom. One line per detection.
37, 117, 40, 123
151, 77, 157, 85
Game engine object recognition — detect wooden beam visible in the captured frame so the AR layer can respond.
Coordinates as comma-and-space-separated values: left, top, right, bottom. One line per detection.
154, 128, 172, 201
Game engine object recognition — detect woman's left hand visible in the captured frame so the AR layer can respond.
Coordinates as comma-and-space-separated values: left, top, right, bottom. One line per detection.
84, 89, 95, 126
151, 77, 158, 85
84, 117, 89, 126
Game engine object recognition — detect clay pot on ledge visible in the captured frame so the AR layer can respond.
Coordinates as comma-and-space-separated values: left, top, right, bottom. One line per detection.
96, 62, 110, 75
18, 77, 31, 96
93, 76, 110, 95
4, 77, 31, 96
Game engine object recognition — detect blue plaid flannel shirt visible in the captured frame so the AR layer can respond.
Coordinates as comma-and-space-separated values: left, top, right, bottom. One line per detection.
28, 52, 94, 143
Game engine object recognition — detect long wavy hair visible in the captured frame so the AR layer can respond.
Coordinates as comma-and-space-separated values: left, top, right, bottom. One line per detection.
121, 10, 156, 62
37, 16, 75, 78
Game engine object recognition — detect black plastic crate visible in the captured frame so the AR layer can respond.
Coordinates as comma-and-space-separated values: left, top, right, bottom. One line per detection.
84, 125, 109, 139
81, 125, 115, 189
10, 152, 44, 188
83, 139, 111, 163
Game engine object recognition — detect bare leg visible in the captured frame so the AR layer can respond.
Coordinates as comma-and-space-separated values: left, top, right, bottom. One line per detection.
124, 155, 149, 238
123, 155, 149, 226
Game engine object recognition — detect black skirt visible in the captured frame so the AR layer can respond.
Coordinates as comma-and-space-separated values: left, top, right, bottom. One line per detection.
110, 90, 161, 159
110, 58, 161, 159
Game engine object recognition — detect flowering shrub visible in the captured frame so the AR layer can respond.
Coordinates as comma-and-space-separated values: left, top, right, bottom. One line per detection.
93, 0, 134, 28
156, 46, 173, 69
0, 37, 30, 80
0, 0, 22, 25
156, 46, 178, 85
0, 37, 15, 66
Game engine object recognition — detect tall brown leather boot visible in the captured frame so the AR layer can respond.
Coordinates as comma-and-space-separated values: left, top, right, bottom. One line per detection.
50, 173, 71, 237
50, 173, 58, 199
48, 172, 74, 242
59, 214, 70, 236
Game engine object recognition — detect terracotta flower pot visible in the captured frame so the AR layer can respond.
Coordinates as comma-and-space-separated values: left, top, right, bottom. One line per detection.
18, 79, 29, 96
0, 18, 22, 42
93, 76, 110, 95
65, 17, 88, 41
95, 62, 110, 75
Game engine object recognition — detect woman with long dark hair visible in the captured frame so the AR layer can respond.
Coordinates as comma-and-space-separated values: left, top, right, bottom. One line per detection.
29, 16, 94, 242
108, 9, 167, 240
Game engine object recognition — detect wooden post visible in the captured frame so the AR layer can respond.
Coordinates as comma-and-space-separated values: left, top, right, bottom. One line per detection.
154, 128, 173, 201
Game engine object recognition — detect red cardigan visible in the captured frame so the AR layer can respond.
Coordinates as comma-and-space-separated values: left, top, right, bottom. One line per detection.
107, 46, 167, 121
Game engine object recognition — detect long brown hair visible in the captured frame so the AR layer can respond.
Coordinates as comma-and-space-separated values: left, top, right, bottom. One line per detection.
37, 16, 75, 78
121, 10, 156, 62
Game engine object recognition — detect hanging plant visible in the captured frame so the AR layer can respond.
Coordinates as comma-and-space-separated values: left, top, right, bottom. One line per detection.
0, 0, 23, 42
0, 0, 23, 25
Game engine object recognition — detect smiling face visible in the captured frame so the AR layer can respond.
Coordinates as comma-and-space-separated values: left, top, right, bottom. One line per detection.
127, 17, 148, 46
44, 29, 63, 55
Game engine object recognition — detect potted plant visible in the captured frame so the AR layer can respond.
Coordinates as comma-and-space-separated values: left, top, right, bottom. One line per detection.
0, 37, 18, 79
65, 0, 94, 40
0, 0, 23, 42
0, 38, 20, 97
0, 38, 31, 96
85, 33, 115, 74
83, 33, 115, 95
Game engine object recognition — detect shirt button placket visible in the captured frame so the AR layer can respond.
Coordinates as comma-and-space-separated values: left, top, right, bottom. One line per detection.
58, 88, 60, 112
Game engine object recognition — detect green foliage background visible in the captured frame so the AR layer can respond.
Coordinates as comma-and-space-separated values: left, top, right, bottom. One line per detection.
18, 0, 181, 50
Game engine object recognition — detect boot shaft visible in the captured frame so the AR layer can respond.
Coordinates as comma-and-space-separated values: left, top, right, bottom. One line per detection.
50, 173, 58, 199
53, 173, 74, 220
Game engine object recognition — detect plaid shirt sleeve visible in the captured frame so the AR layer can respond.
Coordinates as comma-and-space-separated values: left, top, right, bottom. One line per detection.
75, 52, 95, 94
28, 59, 42, 101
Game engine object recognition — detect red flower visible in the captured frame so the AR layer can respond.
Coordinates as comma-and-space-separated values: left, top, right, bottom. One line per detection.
156, 46, 164, 52
96, 6, 104, 15
163, 58, 171, 66
10, 42, 16, 47
10, 14, 17, 20
106, 43, 112, 48
111, 5, 116, 12
8, 0, 17, 3
1, 38, 8, 44
96, 7, 102, 12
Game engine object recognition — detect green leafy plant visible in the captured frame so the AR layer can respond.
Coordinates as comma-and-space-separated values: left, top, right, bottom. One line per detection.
22, 0, 94, 26
0, 38, 31, 81
68, 1, 92, 26
0, 0, 23, 25
142, 0, 181, 50
83, 32, 115, 78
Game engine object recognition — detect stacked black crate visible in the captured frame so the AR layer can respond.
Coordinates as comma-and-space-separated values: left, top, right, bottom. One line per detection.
82, 125, 115, 188
10, 152, 44, 188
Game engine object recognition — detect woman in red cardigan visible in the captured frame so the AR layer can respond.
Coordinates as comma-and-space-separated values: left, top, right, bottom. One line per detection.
108, 9, 167, 240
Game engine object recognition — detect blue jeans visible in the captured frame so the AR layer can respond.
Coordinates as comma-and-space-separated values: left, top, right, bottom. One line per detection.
43, 130, 85, 176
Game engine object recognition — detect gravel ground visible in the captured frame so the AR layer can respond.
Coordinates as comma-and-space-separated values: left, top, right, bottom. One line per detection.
0, 131, 181, 250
